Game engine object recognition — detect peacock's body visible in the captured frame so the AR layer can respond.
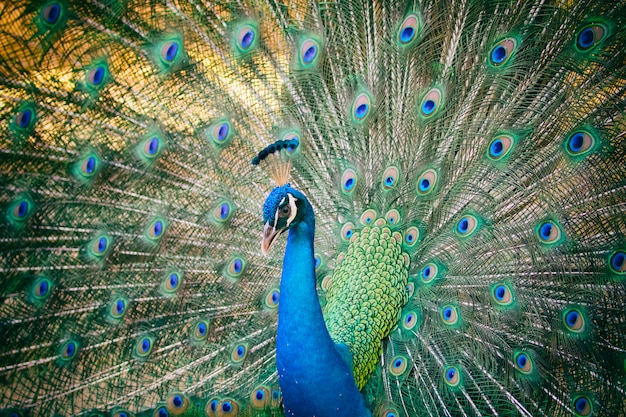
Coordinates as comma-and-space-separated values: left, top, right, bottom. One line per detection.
1, 0, 625, 416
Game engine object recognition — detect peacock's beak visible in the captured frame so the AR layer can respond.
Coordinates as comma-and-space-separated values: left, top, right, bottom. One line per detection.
262, 221, 281, 255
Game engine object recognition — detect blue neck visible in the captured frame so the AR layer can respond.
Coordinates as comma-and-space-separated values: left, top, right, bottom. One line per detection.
276, 201, 371, 416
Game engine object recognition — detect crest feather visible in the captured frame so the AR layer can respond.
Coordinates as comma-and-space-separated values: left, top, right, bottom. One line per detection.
251, 139, 299, 186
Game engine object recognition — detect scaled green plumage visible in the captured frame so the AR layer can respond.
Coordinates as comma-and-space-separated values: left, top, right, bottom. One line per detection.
325, 220, 409, 389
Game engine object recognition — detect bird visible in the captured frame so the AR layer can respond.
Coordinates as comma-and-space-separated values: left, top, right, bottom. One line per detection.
0, 0, 625, 416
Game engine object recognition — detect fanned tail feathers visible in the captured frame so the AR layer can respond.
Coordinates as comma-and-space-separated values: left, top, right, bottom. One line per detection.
1, 0, 625, 416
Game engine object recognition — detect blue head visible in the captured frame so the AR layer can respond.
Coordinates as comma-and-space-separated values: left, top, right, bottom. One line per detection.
262, 184, 310, 254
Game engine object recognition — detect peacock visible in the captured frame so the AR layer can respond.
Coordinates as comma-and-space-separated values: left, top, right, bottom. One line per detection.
1, 0, 625, 416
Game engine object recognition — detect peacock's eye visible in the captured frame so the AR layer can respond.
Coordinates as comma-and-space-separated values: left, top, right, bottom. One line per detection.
279, 205, 290, 217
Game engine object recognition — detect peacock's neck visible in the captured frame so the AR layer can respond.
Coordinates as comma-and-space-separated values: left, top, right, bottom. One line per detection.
277, 210, 326, 340
276, 202, 371, 416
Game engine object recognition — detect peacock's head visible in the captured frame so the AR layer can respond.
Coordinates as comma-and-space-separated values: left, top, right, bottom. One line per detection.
262, 185, 307, 254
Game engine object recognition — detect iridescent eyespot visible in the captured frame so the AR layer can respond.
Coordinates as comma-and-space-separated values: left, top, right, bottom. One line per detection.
148, 136, 160, 154
161, 41, 180, 63
88, 233, 112, 259
7, 195, 34, 225
401, 311, 419, 331
86, 64, 107, 88
489, 38, 517, 67
220, 400, 238, 415
108, 296, 128, 320
239, 27, 256, 50
11, 103, 37, 137
190, 319, 210, 343
397, 14, 420, 46
167, 273, 179, 290
444, 365, 461, 387
142, 136, 162, 158
135, 335, 154, 358
234, 23, 258, 55
419, 88, 443, 118
41, 2, 62, 25
341, 169, 358, 194
166, 393, 188, 413
487, 134, 515, 161
441, 305, 459, 325
381, 408, 399, 417
341, 222, 355, 241
360, 209, 377, 226
196, 322, 207, 336
155, 406, 168, 417
455, 214, 479, 237
225, 257, 245, 280
250, 386, 270, 409
111, 409, 132, 417
230, 343, 248, 365
572, 395, 593, 417
352, 92, 372, 123
416, 169, 437, 195
389, 355, 408, 376
60, 339, 78, 361
281, 130, 300, 146
14, 200, 29, 218
205, 398, 219, 417
211, 199, 235, 224
74, 152, 101, 182
565, 130, 597, 157
264, 288, 279, 309
385, 209, 400, 225
299, 39, 321, 67
31, 276, 52, 301
563, 308, 585, 333
152, 35, 184, 73
152, 221, 163, 236
314, 254, 322, 270
145, 217, 167, 242
576, 24, 607, 51
203, 119, 235, 148
404, 226, 419, 247
15, 108, 33, 129
420, 262, 438, 284
83, 156, 97, 175
207, 120, 234, 146
609, 250, 626, 274
514, 351, 534, 374
136, 128, 167, 163
536, 220, 562, 245
271, 387, 281, 407
406, 281, 415, 298
491, 283, 514, 307
382, 166, 400, 190
162, 271, 182, 296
